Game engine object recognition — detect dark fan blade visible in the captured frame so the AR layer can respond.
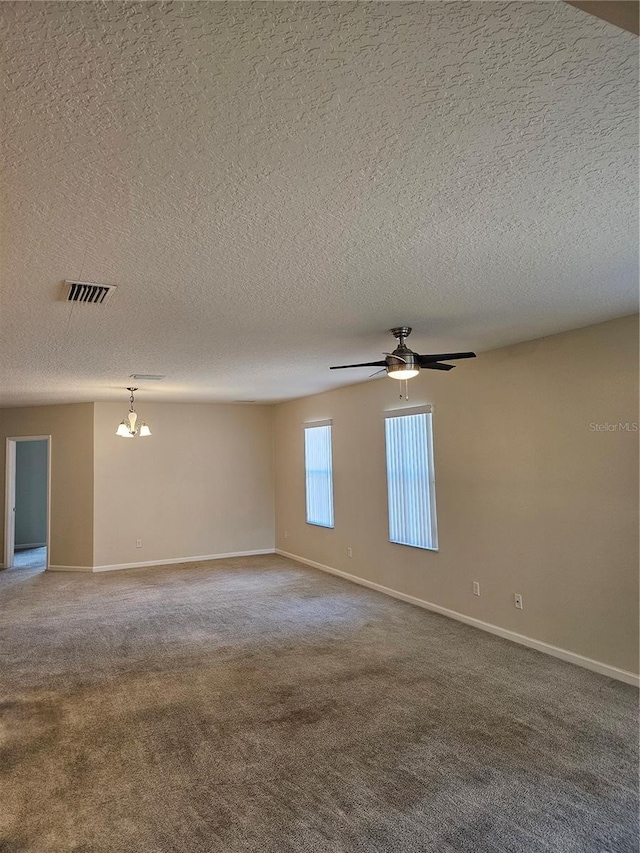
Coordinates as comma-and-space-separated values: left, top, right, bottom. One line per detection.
329, 361, 387, 370
417, 352, 476, 365
422, 362, 455, 371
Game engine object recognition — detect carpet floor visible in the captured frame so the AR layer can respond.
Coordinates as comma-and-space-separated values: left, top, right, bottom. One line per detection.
0, 555, 637, 853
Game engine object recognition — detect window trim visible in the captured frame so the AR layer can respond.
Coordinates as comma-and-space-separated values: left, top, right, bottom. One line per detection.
382, 404, 433, 419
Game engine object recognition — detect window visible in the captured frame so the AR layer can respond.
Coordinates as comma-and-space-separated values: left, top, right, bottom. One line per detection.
384, 407, 438, 550
304, 422, 334, 528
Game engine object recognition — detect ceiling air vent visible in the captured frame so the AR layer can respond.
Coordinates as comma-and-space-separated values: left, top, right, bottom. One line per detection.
130, 375, 165, 381
64, 280, 117, 305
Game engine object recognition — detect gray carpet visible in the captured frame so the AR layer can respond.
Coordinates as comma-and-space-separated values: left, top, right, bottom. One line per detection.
0, 555, 637, 852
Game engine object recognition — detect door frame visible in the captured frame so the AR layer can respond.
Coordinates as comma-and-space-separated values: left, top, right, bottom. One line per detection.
4, 435, 52, 571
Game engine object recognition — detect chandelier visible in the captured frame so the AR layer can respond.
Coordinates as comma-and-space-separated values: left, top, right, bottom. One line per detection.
116, 387, 151, 438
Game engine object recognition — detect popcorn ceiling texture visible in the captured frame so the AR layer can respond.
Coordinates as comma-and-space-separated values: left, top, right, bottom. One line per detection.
0, 2, 637, 405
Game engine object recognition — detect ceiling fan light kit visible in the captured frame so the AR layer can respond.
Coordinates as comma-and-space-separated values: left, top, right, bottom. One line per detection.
116, 387, 152, 438
329, 327, 476, 384
385, 327, 421, 380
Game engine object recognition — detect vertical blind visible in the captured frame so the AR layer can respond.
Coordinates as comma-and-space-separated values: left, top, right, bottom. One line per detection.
304, 424, 334, 528
384, 411, 438, 550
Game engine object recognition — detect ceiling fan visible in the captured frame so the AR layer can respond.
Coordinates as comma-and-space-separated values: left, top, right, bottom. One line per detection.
330, 327, 476, 381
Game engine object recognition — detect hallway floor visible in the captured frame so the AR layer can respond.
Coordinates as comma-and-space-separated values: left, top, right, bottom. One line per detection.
13, 546, 46, 570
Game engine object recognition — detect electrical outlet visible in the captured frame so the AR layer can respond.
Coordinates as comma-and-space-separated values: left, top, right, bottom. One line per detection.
347, 547, 353, 558
514, 593, 523, 610
284, 530, 288, 539
472, 581, 480, 596
136, 539, 142, 548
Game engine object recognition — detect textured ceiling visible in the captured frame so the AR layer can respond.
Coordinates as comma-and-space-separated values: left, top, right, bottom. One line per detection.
1, 1, 637, 406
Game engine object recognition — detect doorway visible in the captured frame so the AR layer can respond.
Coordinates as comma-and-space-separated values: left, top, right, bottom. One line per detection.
4, 436, 51, 572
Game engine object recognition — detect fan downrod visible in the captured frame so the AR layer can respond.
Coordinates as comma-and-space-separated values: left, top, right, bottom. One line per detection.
389, 327, 412, 347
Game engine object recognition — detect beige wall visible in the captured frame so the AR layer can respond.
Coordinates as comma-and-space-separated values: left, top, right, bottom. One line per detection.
0, 404, 94, 568
93, 402, 274, 567
274, 315, 639, 674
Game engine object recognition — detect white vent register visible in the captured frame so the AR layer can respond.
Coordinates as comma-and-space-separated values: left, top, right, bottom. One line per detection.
64, 280, 117, 305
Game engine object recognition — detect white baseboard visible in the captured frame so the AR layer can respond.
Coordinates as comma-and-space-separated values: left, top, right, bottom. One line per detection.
276, 549, 639, 688
48, 549, 274, 574
48, 565, 93, 573
91, 548, 275, 573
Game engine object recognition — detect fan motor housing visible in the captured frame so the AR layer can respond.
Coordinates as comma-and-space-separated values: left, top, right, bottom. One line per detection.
386, 346, 419, 375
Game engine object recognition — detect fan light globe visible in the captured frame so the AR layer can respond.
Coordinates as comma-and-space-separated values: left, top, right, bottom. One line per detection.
387, 366, 420, 380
